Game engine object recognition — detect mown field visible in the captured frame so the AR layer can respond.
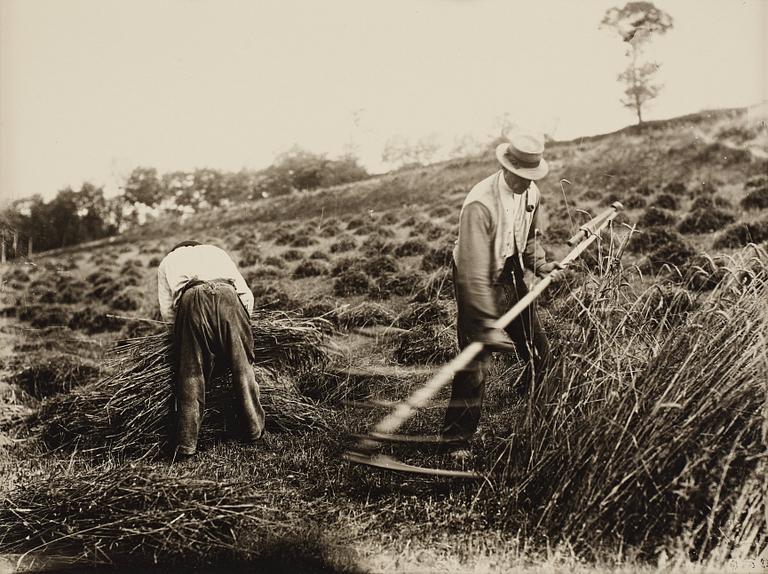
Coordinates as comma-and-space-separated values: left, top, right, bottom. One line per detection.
0, 108, 766, 573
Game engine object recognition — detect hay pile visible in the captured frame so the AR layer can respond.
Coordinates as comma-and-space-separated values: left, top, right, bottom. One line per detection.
0, 467, 319, 565
36, 310, 332, 459
483, 245, 768, 559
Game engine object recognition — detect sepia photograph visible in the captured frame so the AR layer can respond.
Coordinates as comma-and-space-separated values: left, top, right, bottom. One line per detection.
0, 0, 766, 572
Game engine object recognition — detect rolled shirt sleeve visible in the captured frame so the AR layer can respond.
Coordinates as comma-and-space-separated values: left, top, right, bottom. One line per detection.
232, 270, 254, 317
157, 262, 175, 324
455, 202, 499, 327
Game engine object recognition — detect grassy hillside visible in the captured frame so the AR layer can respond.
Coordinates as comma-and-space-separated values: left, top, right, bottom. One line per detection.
0, 107, 766, 573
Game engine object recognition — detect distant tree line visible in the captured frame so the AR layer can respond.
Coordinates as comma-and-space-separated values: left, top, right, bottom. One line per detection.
0, 148, 368, 257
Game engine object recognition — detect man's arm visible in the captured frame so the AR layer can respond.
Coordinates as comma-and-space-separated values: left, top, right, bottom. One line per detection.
232, 270, 254, 317
455, 202, 498, 329
157, 264, 175, 324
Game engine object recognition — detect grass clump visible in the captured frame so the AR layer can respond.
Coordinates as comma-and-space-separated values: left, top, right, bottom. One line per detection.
394, 238, 428, 257
329, 236, 357, 253
421, 242, 454, 272
713, 220, 768, 249
678, 208, 735, 234
639, 206, 677, 228
333, 269, 372, 297
655, 192, 680, 210
293, 259, 329, 278
740, 186, 768, 210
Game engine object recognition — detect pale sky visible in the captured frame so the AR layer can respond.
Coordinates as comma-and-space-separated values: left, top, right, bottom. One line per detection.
0, 0, 765, 203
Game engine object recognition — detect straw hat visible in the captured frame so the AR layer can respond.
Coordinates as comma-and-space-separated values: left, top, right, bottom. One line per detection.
495, 132, 549, 180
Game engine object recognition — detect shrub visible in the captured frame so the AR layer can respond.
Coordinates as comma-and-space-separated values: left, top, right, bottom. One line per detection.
290, 234, 318, 248
379, 211, 399, 225
362, 254, 399, 278
412, 268, 454, 302
690, 196, 715, 210
654, 193, 680, 211
393, 324, 457, 365
333, 269, 371, 297
681, 254, 728, 291
239, 250, 262, 268
369, 272, 421, 299
713, 220, 768, 249
623, 194, 647, 209
3, 266, 30, 283
18, 305, 71, 328
69, 307, 123, 334
360, 235, 394, 257
741, 186, 768, 210
646, 237, 696, 272
263, 256, 286, 268
329, 236, 357, 253
336, 302, 397, 330
639, 207, 677, 228
292, 259, 329, 279
331, 256, 364, 277
429, 205, 453, 218
394, 238, 428, 257
421, 242, 454, 271
678, 208, 735, 234
281, 249, 304, 261
110, 288, 143, 312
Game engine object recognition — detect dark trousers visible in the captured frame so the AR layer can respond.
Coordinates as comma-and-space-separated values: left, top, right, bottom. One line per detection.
442, 258, 552, 440
173, 280, 265, 455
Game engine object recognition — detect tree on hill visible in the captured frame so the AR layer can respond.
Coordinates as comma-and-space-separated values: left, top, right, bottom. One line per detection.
601, 2, 673, 125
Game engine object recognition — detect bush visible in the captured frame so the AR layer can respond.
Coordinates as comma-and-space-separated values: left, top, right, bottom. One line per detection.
369, 272, 421, 299
639, 207, 677, 228
393, 324, 456, 365
336, 302, 397, 330
663, 181, 686, 196
360, 235, 394, 257
293, 259, 329, 279
362, 254, 399, 278
110, 288, 143, 312
290, 234, 318, 248
18, 305, 71, 328
394, 238, 428, 257
678, 208, 735, 234
654, 193, 680, 211
646, 237, 696, 272
263, 256, 286, 268
333, 269, 371, 297
281, 249, 304, 261
329, 236, 357, 253
741, 187, 768, 210
713, 220, 768, 248
421, 242, 454, 272
69, 307, 123, 334
623, 194, 647, 209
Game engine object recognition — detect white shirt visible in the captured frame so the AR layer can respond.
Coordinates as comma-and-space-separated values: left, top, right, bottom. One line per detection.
157, 244, 254, 323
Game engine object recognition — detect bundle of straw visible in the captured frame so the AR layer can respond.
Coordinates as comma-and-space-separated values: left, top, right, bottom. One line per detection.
484, 245, 768, 559
37, 310, 332, 459
0, 467, 313, 565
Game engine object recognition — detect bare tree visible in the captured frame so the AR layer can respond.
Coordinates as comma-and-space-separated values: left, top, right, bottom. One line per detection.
601, 2, 673, 124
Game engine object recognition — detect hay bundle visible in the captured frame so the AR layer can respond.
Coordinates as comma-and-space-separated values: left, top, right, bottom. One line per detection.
484, 248, 768, 558
9, 353, 103, 399
37, 310, 332, 458
0, 467, 310, 565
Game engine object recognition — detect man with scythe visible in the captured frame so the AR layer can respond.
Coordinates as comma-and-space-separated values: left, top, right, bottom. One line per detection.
443, 132, 562, 457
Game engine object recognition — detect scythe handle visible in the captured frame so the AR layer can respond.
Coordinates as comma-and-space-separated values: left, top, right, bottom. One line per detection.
356, 203, 622, 451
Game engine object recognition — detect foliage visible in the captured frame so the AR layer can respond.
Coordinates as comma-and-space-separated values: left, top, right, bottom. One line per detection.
601, 2, 673, 124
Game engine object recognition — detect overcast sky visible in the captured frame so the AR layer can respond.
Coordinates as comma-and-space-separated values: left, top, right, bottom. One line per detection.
0, 0, 765, 203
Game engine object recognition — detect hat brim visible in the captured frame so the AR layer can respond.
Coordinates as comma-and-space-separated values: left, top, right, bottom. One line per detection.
495, 143, 549, 180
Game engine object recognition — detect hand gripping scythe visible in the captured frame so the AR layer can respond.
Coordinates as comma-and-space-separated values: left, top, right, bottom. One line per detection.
344, 202, 624, 478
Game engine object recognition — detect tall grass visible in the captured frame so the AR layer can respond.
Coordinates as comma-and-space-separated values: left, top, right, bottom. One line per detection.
482, 242, 767, 560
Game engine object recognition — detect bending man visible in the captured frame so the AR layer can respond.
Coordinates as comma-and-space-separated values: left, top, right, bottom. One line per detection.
157, 240, 265, 459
